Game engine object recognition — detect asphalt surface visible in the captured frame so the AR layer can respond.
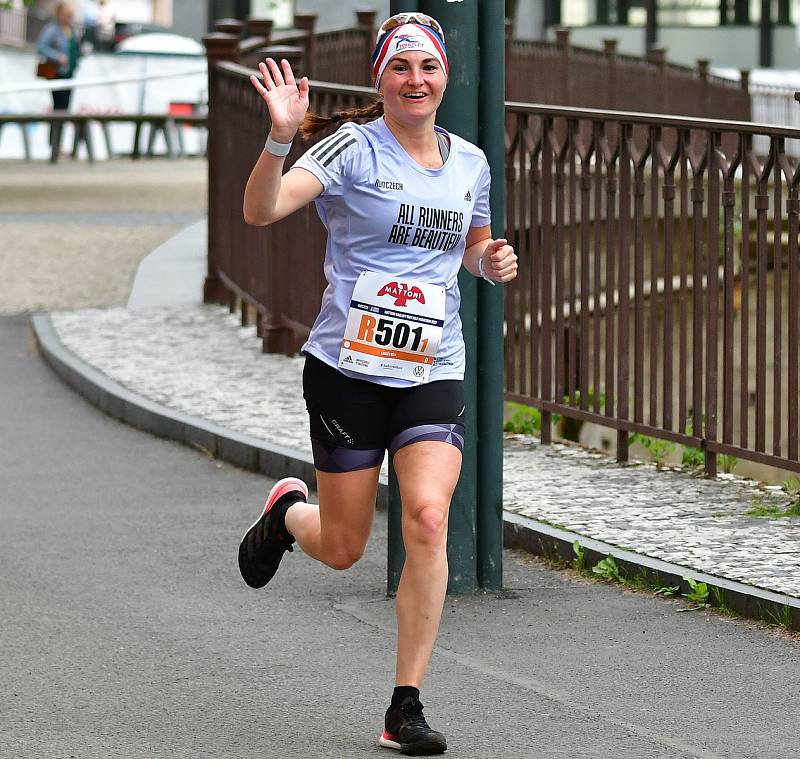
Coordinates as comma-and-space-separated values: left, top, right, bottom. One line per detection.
2, 313, 800, 759
0, 160, 206, 313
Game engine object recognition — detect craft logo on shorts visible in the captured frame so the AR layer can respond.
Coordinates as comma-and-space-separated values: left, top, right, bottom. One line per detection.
377, 281, 426, 308
395, 33, 424, 52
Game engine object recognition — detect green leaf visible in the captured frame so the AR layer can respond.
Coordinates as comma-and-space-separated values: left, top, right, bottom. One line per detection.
655, 585, 680, 597
572, 540, 586, 571
592, 556, 621, 582
683, 576, 709, 604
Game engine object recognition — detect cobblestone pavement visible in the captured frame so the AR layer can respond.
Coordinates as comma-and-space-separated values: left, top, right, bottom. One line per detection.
0, 160, 206, 313
51, 304, 800, 599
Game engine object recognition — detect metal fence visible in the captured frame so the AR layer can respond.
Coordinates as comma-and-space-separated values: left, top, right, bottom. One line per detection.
225, 11, 376, 87
507, 31, 750, 123
504, 103, 800, 477
202, 55, 374, 353
203, 39, 800, 480
213, 14, 752, 119
750, 83, 800, 157
0, 6, 26, 47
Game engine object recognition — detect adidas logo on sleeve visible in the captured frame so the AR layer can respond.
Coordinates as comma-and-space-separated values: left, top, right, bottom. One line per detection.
309, 131, 358, 167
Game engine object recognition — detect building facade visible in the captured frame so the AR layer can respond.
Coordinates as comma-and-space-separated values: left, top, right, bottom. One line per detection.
513, 0, 800, 68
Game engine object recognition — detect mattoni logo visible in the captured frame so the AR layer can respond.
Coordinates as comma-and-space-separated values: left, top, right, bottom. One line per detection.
377, 281, 426, 308
395, 33, 424, 52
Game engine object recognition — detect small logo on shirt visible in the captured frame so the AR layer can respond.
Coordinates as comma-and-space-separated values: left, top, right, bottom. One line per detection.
464, 190, 472, 202
377, 281, 426, 308
375, 179, 404, 191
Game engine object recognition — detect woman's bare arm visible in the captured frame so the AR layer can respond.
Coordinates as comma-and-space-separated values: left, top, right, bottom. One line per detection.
244, 162, 322, 226
242, 58, 322, 226
462, 225, 518, 284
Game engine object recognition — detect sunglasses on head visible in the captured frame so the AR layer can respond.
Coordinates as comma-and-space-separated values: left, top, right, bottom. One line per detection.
376, 13, 445, 43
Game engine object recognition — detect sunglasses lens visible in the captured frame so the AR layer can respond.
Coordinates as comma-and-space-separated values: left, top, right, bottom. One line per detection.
377, 14, 406, 38
377, 13, 444, 43
415, 14, 443, 37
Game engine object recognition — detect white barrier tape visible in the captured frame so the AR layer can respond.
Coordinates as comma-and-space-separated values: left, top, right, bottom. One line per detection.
0, 68, 207, 95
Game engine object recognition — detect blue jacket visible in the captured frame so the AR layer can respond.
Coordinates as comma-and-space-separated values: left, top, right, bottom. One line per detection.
37, 22, 80, 78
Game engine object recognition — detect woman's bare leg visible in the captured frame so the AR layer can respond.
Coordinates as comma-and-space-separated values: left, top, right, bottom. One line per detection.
391, 442, 462, 687
284, 466, 380, 570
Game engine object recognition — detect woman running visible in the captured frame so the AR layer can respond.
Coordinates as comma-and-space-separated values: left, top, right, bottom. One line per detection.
238, 12, 517, 755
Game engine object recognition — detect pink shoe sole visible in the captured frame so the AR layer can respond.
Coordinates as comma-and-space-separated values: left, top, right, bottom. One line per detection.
264, 477, 309, 514
379, 730, 401, 750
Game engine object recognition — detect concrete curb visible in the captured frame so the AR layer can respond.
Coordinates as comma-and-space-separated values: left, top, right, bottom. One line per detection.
31, 312, 327, 504
504, 513, 800, 629
32, 312, 800, 629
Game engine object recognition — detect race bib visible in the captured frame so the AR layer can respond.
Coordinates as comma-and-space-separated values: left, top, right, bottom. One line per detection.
338, 271, 445, 383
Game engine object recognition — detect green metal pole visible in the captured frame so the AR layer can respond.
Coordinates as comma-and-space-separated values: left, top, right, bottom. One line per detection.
386, 0, 481, 594
476, 0, 506, 591
418, 0, 480, 594
386, 0, 419, 595
645, 0, 658, 51
391, 0, 419, 12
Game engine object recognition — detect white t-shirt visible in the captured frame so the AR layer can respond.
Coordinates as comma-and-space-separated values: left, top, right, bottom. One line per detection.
293, 117, 492, 387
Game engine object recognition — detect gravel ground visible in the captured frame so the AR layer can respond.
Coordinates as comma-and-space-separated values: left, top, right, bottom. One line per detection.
0, 159, 206, 313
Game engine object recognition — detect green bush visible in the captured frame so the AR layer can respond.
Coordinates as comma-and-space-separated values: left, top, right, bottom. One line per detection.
682, 446, 704, 470
631, 433, 676, 467
503, 403, 542, 435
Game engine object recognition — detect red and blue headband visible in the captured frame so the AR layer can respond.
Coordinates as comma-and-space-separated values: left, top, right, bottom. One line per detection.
371, 22, 449, 89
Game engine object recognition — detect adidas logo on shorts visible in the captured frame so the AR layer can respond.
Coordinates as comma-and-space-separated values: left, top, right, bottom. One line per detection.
464, 190, 472, 201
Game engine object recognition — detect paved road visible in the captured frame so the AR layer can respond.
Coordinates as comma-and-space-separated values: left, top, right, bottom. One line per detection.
0, 160, 205, 314
2, 313, 799, 759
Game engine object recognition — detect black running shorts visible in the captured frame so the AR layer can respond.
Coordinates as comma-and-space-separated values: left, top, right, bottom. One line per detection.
302, 353, 466, 473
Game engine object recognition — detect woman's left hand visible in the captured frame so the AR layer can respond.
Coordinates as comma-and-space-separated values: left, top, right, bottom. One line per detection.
482, 238, 517, 283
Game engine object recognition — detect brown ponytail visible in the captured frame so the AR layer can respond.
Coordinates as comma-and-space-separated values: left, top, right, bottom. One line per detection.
300, 98, 384, 139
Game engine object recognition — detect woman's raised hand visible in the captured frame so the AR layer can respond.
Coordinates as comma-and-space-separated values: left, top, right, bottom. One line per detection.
249, 58, 309, 141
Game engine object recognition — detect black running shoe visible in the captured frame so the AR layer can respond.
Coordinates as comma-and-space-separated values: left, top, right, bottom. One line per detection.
379, 697, 447, 755
238, 477, 308, 589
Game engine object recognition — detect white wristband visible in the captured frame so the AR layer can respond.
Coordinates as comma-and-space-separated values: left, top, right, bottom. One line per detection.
264, 133, 293, 157
478, 255, 496, 286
